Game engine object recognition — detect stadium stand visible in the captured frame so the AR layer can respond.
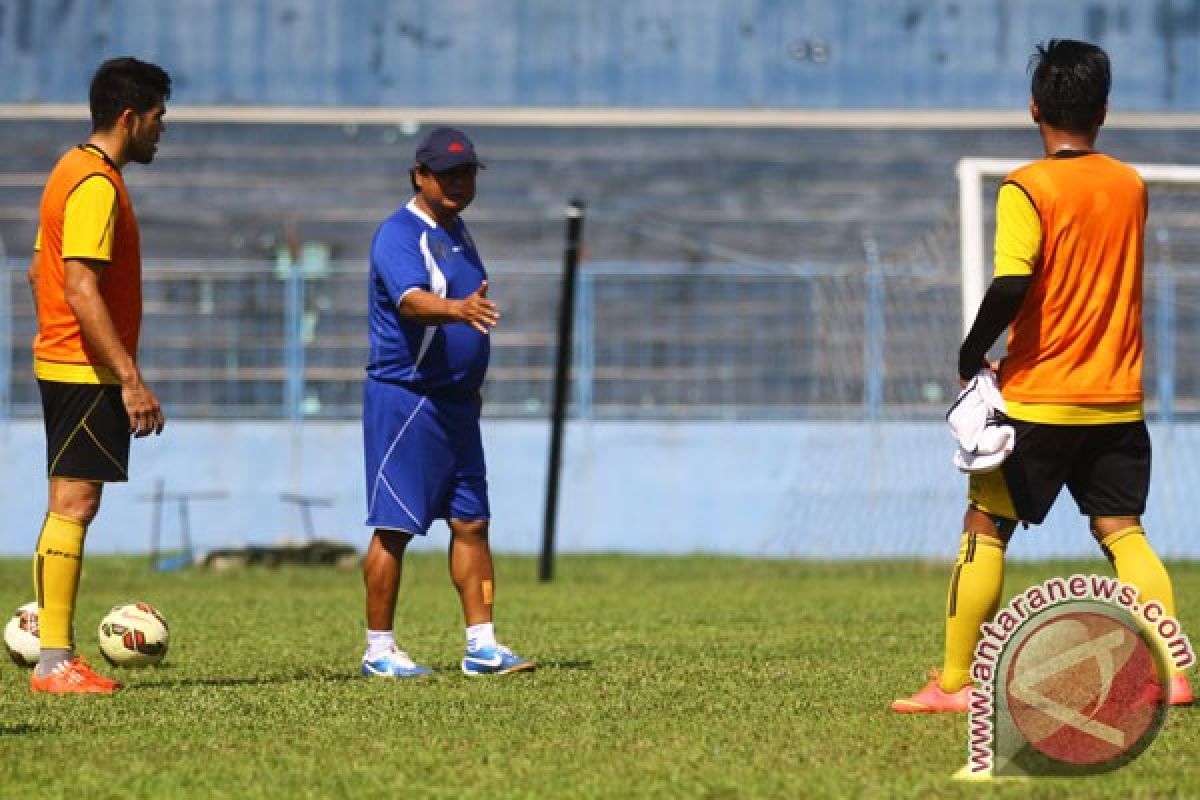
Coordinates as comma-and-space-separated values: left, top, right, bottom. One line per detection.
4, 121, 1200, 419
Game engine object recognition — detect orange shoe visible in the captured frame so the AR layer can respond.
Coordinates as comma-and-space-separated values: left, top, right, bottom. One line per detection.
1169, 674, 1194, 706
892, 669, 971, 713
30, 657, 121, 695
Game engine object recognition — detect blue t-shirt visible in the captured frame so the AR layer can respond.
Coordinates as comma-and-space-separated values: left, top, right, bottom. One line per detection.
367, 200, 490, 396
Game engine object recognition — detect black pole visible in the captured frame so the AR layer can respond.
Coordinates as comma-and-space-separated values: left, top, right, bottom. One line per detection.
540, 199, 585, 582
148, 477, 164, 567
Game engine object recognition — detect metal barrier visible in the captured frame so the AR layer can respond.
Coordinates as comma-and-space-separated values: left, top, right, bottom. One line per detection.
1, 256, 1197, 422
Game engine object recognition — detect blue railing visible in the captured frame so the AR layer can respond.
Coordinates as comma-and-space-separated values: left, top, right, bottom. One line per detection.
1, 256, 1196, 423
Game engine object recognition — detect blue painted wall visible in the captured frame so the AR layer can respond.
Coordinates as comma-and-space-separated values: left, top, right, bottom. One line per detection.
2, 419, 1198, 560
0, 0, 1197, 109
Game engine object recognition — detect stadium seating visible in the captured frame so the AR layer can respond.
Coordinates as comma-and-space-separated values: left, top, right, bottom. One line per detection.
3, 121, 1200, 419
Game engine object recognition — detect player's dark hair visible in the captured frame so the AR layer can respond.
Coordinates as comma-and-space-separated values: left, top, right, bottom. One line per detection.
409, 166, 422, 192
1029, 39, 1110, 134
89, 57, 171, 132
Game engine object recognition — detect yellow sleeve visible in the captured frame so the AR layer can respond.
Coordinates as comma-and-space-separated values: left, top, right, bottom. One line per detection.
993, 182, 1041, 278
62, 175, 118, 262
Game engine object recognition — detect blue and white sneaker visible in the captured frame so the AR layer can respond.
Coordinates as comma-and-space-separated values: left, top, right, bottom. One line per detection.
361, 647, 433, 678
461, 644, 537, 676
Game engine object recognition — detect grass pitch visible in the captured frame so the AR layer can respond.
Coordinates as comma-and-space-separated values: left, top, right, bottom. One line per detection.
2, 555, 1199, 798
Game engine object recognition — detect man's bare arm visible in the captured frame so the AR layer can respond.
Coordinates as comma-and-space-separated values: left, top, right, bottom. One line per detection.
63, 257, 164, 436
399, 280, 499, 335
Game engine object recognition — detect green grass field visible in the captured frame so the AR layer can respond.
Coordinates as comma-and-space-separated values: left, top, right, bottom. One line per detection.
2, 555, 1198, 799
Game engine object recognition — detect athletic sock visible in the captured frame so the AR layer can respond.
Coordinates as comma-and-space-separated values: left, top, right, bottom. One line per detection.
1101, 526, 1175, 615
36, 648, 72, 677
1101, 525, 1181, 672
33, 513, 86, 676
365, 629, 396, 661
466, 622, 496, 652
941, 531, 1006, 693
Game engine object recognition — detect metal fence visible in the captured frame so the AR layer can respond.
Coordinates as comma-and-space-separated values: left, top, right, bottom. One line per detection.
2, 255, 1198, 421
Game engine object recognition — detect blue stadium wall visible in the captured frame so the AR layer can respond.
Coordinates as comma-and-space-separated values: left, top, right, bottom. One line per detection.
1, 0, 1198, 109
3, 420, 1200, 560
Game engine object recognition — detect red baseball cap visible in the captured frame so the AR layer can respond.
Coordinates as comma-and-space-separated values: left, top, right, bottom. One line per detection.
414, 127, 484, 172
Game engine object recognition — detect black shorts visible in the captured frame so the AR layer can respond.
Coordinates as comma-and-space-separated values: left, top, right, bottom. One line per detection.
38, 380, 130, 482
968, 419, 1151, 525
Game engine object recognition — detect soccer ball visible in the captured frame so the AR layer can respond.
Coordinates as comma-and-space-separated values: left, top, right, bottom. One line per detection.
4, 602, 40, 667
97, 602, 170, 667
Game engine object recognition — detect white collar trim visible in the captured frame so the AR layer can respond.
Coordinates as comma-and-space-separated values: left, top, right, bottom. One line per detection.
406, 199, 439, 229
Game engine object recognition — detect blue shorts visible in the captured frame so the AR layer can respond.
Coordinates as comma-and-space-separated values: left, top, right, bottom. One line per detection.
363, 378, 489, 534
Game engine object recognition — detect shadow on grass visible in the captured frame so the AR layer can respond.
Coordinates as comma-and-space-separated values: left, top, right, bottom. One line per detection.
0, 724, 39, 736
535, 659, 593, 670
425, 659, 594, 674
124, 671, 362, 690
120, 660, 593, 689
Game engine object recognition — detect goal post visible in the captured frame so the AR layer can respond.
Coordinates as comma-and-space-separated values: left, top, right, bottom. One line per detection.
957, 157, 1200, 336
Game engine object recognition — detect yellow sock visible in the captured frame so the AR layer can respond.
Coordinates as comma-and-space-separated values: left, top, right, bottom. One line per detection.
1101, 526, 1175, 616
941, 532, 1006, 693
33, 512, 87, 650
1101, 525, 1180, 673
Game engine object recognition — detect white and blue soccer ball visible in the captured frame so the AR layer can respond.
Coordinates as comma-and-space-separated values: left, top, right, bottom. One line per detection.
98, 602, 170, 667
4, 602, 40, 668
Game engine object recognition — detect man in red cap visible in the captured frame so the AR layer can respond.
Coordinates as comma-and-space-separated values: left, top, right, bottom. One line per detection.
358, 127, 535, 678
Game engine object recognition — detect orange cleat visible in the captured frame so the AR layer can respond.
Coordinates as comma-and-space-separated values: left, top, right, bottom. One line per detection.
892, 669, 971, 713
30, 657, 121, 695
1169, 673, 1194, 707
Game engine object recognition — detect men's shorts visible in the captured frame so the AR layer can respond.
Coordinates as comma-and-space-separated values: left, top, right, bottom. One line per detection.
969, 419, 1151, 525
363, 378, 489, 534
38, 380, 130, 482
